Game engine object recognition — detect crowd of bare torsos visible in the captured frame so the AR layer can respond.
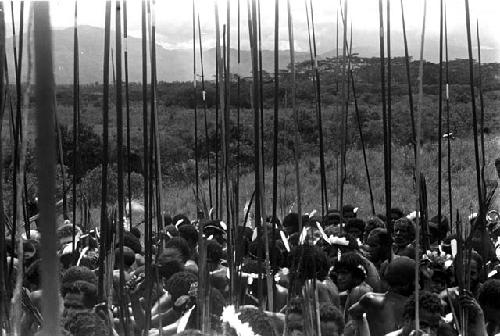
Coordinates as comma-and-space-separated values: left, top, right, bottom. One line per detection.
12, 176, 500, 336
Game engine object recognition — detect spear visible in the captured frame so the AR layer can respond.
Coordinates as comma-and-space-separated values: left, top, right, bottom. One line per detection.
12, 6, 32, 334
444, 4, 452, 226
476, 20, 485, 199
72, 0, 80, 252
350, 66, 375, 215
378, 0, 390, 229
464, 0, 483, 211
197, 14, 213, 213
305, 0, 327, 217
54, 112, 68, 219
387, 0, 392, 221
0, 3, 6, 330
114, 2, 128, 334
236, 0, 241, 224
287, 0, 302, 234
97, 0, 111, 302
225, 0, 236, 305
192, 0, 199, 212
339, 0, 348, 221
11, 0, 24, 273
400, 0, 416, 159
34, 4, 61, 334
124, 0, 132, 226
271, 0, 279, 309
141, 0, 152, 331
437, 0, 444, 227
415, 0, 428, 332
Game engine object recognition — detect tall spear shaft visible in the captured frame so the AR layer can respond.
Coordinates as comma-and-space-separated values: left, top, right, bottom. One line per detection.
72, 0, 80, 252
287, 0, 302, 232
98, 0, 111, 303
115, 2, 128, 334
476, 20, 485, 198
400, 0, 416, 162
141, 0, 152, 331
197, 15, 213, 213
34, 4, 61, 334
339, 0, 347, 220
464, 0, 483, 210
124, 0, 132, 226
444, 4, 452, 225
192, 0, 199, 211
307, 0, 328, 217
378, 0, 390, 229
438, 0, 444, 225
0, 3, 6, 329
415, 0, 428, 332
387, 0, 392, 220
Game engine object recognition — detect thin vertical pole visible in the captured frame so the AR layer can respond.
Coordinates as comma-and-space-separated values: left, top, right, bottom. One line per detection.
192, 0, 199, 211
124, 0, 132, 226
34, 2, 61, 334
444, 5, 452, 225
72, 0, 79, 252
438, 0, 444, 225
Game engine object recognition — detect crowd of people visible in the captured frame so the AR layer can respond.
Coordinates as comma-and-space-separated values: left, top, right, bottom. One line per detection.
8, 199, 500, 336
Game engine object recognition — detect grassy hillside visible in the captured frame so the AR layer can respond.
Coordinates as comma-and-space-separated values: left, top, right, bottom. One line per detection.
161, 135, 500, 222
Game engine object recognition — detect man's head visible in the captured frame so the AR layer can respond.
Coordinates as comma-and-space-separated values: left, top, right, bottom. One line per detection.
346, 218, 365, 241
478, 279, 500, 326
319, 303, 344, 336
332, 252, 366, 292
365, 228, 392, 264
402, 291, 442, 336
363, 216, 385, 242
393, 218, 415, 248
383, 256, 416, 296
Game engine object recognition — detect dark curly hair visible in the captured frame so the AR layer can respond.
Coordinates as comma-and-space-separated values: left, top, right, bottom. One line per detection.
165, 271, 198, 301
333, 252, 367, 281
121, 230, 142, 254
63, 310, 109, 336
164, 237, 192, 263
478, 279, 500, 309
403, 290, 442, 320
235, 307, 276, 336
320, 303, 345, 333
206, 240, 223, 264
62, 266, 97, 287
289, 244, 330, 281
179, 224, 199, 249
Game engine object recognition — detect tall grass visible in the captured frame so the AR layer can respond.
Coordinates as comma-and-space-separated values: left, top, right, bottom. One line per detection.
161, 135, 499, 222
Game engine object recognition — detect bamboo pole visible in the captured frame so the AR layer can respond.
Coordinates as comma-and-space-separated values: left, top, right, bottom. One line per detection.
97, 0, 111, 302
34, 2, 60, 334
236, 0, 241, 225
444, 4, 452, 226
72, 0, 80, 252
415, 0, 428, 332
197, 14, 213, 213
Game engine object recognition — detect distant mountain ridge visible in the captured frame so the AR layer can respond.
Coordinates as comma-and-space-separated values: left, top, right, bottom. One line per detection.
6, 25, 498, 84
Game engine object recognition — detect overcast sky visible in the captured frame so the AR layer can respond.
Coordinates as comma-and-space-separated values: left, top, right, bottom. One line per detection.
8, 0, 500, 59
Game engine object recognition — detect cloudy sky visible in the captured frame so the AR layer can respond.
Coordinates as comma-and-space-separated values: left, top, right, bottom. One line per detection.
8, 0, 500, 60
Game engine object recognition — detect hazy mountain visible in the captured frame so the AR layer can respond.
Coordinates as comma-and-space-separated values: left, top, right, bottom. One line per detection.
6, 25, 498, 84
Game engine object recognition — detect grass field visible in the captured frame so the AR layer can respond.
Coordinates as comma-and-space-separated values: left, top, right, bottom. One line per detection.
159, 134, 500, 223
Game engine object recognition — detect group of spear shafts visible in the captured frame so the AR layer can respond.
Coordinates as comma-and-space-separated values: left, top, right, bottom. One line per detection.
0, 0, 492, 335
